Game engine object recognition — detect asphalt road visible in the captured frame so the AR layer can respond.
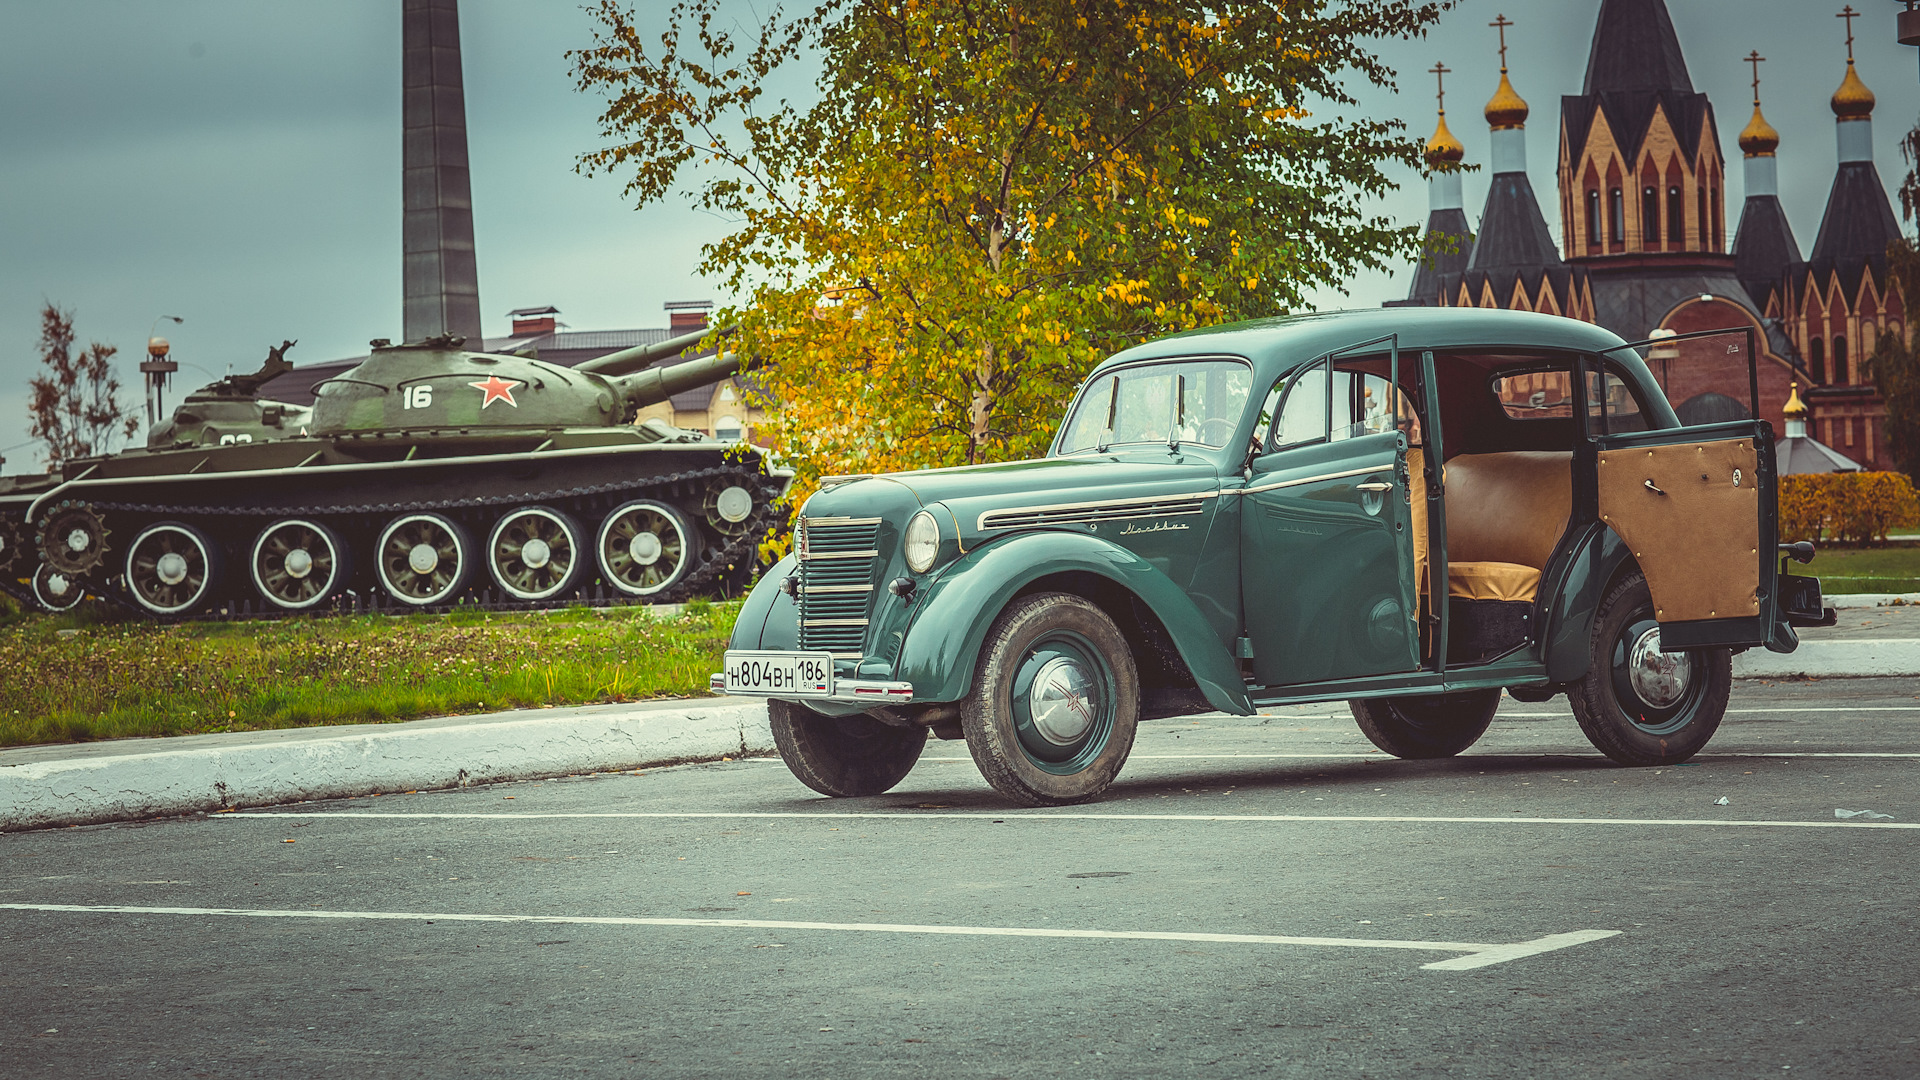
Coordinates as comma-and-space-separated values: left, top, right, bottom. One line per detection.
3, 678, 1918, 1079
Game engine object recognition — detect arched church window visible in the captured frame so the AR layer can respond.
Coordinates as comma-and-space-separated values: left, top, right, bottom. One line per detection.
1711, 186, 1722, 251
1642, 186, 1659, 245
1697, 185, 1708, 249
1810, 337, 1826, 383
1833, 335, 1849, 385
1609, 188, 1624, 244
1586, 190, 1602, 246
1667, 186, 1683, 246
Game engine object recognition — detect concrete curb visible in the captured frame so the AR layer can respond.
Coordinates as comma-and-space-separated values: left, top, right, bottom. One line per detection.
0, 698, 772, 832
1828, 593, 1920, 608
1734, 640, 1920, 679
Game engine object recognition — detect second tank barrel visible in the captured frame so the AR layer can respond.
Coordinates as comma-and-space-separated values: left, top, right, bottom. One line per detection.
575, 323, 737, 378
613, 348, 744, 410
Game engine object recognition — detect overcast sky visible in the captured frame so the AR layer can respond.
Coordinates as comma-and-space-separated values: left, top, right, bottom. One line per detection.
2, 0, 1916, 467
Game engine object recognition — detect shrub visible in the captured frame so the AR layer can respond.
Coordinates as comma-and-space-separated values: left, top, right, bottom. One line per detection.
1778, 471, 1920, 545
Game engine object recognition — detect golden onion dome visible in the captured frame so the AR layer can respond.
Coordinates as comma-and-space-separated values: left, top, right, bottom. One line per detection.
1783, 381, 1808, 419
1485, 70, 1529, 130
1832, 60, 1876, 119
1738, 104, 1779, 157
1425, 112, 1466, 169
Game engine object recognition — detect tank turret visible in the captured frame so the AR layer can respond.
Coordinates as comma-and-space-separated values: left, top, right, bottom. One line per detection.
146, 340, 314, 449
308, 328, 742, 437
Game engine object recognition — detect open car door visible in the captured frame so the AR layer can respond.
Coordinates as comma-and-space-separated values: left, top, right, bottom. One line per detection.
1591, 329, 1779, 650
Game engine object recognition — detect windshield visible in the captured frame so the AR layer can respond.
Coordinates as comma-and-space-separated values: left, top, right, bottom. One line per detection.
1055, 359, 1253, 455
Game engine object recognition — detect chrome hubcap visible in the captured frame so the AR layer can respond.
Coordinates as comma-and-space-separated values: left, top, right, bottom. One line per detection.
1028, 656, 1099, 746
521, 537, 552, 570
408, 543, 440, 575
1627, 626, 1691, 708
67, 529, 90, 553
284, 547, 314, 579
155, 552, 190, 586
628, 531, 663, 566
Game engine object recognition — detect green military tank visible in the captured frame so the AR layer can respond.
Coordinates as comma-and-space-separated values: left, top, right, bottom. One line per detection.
0, 326, 789, 617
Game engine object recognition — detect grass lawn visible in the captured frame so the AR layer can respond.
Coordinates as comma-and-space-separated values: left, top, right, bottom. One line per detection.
1802, 542, 1920, 593
0, 597, 733, 748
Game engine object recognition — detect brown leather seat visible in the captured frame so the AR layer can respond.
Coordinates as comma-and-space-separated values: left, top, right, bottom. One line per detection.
1441, 452, 1572, 603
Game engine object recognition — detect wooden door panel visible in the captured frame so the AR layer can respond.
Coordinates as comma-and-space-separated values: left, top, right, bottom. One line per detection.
1597, 437, 1760, 622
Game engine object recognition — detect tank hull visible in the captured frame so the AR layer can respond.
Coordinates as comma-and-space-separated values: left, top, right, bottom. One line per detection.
0, 428, 790, 617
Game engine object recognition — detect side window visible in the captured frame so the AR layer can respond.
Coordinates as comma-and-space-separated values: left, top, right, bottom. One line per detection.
1585, 366, 1649, 433
1492, 367, 1575, 419
1330, 368, 1414, 443
1268, 361, 1329, 451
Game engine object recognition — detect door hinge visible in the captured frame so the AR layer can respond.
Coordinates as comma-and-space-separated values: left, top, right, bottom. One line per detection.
1235, 636, 1256, 659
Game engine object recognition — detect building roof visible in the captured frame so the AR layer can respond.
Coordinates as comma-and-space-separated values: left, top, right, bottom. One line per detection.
1776, 434, 1861, 474
1466, 172, 1563, 276
1733, 195, 1802, 310
1581, 0, 1693, 95
1400, 208, 1473, 306
1808, 161, 1901, 269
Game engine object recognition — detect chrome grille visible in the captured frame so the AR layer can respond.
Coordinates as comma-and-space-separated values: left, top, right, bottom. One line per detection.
977, 494, 1209, 531
798, 517, 882, 655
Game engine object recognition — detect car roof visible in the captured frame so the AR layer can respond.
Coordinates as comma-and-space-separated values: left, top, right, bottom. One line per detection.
1094, 307, 1633, 377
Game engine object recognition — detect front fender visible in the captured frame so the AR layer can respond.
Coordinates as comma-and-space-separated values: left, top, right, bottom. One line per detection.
896, 531, 1251, 716
729, 553, 799, 651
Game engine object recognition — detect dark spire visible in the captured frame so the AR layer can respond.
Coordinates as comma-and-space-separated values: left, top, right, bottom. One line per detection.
1809, 163, 1900, 268
1733, 200, 1801, 311
1581, 0, 1693, 95
402, 0, 483, 344
1467, 174, 1564, 277
1405, 210, 1474, 306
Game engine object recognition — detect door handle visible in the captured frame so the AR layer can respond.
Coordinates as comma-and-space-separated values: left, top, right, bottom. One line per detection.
1355, 482, 1393, 492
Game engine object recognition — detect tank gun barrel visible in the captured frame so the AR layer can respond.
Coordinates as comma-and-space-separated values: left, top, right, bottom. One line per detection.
574, 323, 737, 378
612, 348, 745, 410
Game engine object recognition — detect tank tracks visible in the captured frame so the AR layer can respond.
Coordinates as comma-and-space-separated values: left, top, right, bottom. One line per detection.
0, 463, 787, 621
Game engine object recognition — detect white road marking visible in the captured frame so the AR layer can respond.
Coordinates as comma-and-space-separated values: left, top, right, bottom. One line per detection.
221, 810, 1920, 830
0, 903, 1618, 972
927, 752, 1920, 761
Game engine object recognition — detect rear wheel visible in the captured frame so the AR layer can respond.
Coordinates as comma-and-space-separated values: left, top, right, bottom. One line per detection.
1568, 570, 1731, 765
125, 522, 221, 617
1350, 689, 1500, 759
376, 513, 473, 606
251, 519, 351, 611
486, 506, 586, 602
769, 699, 927, 797
597, 500, 700, 598
961, 593, 1139, 807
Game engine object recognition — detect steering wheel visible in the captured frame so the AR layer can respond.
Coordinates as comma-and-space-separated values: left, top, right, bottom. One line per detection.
1196, 417, 1238, 446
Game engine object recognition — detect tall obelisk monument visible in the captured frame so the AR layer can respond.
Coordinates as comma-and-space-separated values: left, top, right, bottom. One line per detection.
402, 0, 483, 343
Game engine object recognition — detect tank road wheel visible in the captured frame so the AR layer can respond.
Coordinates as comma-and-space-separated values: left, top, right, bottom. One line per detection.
37, 501, 108, 576
125, 522, 222, 617
1569, 570, 1732, 766
376, 513, 473, 606
597, 500, 700, 598
30, 562, 84, 612
1350, 689, 1500, 759
486, 507, 586, 603
769, 699, 927, 798
702, 481, 758, 535
960, 593, 1140, 807
251, 519, 351, 612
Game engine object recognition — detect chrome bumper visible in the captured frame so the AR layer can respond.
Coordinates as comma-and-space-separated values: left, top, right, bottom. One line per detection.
709, 672, 915, 703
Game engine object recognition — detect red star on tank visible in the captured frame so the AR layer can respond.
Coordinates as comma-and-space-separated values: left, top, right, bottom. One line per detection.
469, 374, 522, 408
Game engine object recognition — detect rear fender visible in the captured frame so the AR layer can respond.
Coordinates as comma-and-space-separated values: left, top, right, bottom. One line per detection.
897, 531, 1251, 715
1541, 522, 1635, 682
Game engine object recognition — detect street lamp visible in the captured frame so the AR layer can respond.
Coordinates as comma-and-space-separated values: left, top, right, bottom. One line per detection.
143, 315, 183, 428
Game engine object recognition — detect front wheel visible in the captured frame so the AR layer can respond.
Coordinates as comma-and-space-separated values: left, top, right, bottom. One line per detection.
1350, 689, 1500, 759
1568, 570, 1731, 765
961, 592, 1139, 807
769, 699, 927, 798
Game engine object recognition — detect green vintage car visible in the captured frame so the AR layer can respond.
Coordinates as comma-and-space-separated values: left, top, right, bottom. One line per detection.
714, 307, 1832, 806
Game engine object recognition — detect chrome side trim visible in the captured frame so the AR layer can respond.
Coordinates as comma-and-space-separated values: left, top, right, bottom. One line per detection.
1238, 464, 1387, 497
977, 489, 1220, 531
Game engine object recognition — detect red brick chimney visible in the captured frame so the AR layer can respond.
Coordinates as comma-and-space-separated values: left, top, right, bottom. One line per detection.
507, 305, 559, 337
665, 299, 713, 335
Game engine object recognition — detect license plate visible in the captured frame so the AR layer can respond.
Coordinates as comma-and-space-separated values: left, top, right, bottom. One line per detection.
723, 651, 835, 697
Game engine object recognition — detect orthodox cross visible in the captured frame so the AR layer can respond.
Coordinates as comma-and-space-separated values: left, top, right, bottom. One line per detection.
1838, 5, 1858, 60
1430, 61, 1451, 115
1746, 50, 1765, 106
1490, 14, 1514, 72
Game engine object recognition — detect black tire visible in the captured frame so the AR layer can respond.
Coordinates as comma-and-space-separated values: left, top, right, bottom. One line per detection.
1568, 570, 1732, 765
769, 699, 927, 798
1350, 688, 1500, 759
960, 592, 1140, 807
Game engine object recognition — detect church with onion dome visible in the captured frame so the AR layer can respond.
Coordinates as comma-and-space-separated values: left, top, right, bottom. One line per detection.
1395, 0, 1905, 471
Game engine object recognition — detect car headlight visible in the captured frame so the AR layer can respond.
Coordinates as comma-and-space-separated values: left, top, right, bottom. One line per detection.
903, 511, 940, 574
